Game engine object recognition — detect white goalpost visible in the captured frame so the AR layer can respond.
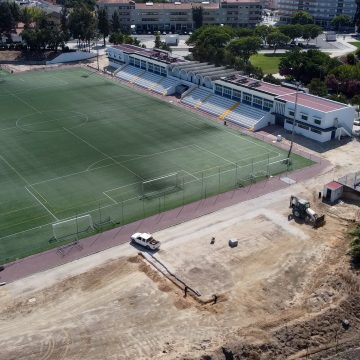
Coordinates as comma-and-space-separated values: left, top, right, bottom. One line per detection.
141, 172, 180, 199
52, 214, 94, 240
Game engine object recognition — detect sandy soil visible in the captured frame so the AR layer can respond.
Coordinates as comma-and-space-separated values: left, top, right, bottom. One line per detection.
0, 120, 360, 359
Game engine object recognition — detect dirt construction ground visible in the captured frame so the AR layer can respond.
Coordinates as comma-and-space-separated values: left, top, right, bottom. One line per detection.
1, 137, 360, 359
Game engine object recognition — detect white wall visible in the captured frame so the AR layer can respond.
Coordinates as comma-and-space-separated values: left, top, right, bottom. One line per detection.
46, 52, 96, 65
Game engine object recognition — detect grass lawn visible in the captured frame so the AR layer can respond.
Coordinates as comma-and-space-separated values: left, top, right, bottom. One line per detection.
350, 41, 360, 49
250, 53, 284, 74
0, 68, 313, 263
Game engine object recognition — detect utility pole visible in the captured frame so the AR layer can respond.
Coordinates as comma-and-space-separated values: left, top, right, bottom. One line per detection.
287, 82, 300, 160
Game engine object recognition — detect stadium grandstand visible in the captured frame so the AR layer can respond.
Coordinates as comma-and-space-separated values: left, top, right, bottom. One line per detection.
108, 44, 355, 143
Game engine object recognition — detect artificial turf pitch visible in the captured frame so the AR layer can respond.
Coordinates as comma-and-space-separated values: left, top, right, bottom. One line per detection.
0, 68, 313, 263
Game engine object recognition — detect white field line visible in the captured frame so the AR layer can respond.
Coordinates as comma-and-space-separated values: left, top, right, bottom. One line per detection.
25, 186, 58, 221
0, 154, 30, 186
192, 152, 283, 177
0, 213, 50, 234
103, 192, 118, 204
63, 127, 144, 180
182, 117, 280, 157
104, 180, 141, 195
31, 144, 195, 188
0, 154, 57, 220
0, 113, 87, 132
0, 204, 38, 217
192, 144, 236, 166
0, 154, 290, 242
181, 169, 200, 181
0, 80, 68, 98
5, 88, 41, 114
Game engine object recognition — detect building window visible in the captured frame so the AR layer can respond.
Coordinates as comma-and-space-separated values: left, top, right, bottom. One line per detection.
289, 110, 295, 117
140, 60, 146, 69
286, 119, 293, 124
129, 56, 134, 66
232, 89, 241, 101
223, 86, 232, 99
253, 96, 263, 109
301, 114, 308, 121
314, 119, 321, 125
311, 128, 322, 134
263, 100, 273, 111
154, 64, 160, 74
134, 58, 140, 68
148, 63, 154, 72
298, 123, 309, 130
215, 84, 222, 96
243, 92, 252, 105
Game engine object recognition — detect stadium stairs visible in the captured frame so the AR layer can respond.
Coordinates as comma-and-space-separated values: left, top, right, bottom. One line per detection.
115, 65, 180, 95
182, 88, 272, 130
152, 77, 180, 95
115, 65, 144, 82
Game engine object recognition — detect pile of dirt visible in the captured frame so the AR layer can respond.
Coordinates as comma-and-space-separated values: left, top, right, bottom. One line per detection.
198, 220, 360, 360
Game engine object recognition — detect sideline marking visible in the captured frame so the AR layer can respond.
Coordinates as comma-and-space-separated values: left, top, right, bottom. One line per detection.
25, 186, 58, 221
63, 127, 144, 180
103, 192, 118, 204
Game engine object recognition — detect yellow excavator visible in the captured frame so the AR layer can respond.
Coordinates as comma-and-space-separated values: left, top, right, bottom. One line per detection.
289, 196, 325, 228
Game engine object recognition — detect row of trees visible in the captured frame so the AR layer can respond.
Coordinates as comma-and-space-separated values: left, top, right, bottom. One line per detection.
278, 48, 360, 105
186, 22, 322, 75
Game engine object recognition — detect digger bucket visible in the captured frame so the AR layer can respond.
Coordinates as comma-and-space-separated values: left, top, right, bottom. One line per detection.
314, 215, 325, 228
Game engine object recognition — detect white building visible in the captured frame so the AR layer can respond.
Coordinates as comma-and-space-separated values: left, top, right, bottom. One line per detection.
108, 44, 355, 143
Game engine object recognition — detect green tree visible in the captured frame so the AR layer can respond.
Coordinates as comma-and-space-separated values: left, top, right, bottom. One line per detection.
227, 36, 262, 63
263, 73, 282, 85
347, 53, 357, 65
267, 31, 290, 53
331, 15, 352, 32
355, 0, 360, 30
60, 7, 70, 41
351, 94, 360, 116
111, 10, 121, 33
0, 2, 17, 35
187, 26, 235, 64
154, 32, 161, 48
192, 6, 203, 30
97, 8, 109, 46
327, 93, 348, 104
302, 24, 322, 45
255, 25, 272, 46
292, 11, 314, 25
309, 78, 328, 96
279, 49, 341, 84
278, 24, 303, 43
68, 5, 97, 51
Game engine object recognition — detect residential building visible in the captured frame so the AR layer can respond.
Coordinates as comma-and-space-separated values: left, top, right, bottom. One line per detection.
277, 0, 358, 27
97, 0, 263, 33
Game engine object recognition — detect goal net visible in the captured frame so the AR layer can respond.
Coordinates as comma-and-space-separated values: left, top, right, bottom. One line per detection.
52, 214, 94, 240
141, 172, 180, 199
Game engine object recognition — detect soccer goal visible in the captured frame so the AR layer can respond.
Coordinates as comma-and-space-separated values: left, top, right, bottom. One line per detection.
141, 172, 180, 199
52, 214, 94, 240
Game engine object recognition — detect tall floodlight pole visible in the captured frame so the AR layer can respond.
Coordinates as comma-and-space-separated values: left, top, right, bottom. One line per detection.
287, 82, 300, 160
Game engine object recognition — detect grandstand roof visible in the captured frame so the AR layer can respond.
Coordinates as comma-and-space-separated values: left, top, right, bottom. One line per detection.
112, 44, 184, 64
221, 75, 295, 97
276, 93, 348, 112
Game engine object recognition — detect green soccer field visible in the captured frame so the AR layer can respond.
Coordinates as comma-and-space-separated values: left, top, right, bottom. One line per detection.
0, 68, 313, 263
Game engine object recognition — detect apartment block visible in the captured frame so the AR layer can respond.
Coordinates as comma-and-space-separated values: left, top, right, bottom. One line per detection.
97, 0, 263, 33
277, 0, 357, 27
